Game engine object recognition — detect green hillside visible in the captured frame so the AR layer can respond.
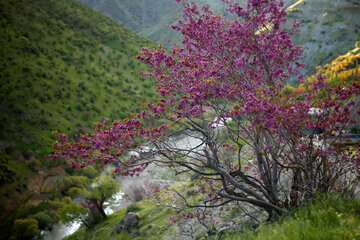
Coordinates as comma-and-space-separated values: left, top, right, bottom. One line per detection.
0, 0, 156, 215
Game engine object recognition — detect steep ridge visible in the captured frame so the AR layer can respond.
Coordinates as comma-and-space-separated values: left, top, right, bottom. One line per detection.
78, 0, 228, 47
77, 0, 360, 70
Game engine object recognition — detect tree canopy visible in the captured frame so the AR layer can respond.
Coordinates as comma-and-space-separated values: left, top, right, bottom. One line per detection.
60, 176, 119, 227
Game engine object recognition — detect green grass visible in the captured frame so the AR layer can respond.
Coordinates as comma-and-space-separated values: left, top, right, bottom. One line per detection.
64, 199, 177, 240
223, 193, 360, 240
64, 193, 360, 240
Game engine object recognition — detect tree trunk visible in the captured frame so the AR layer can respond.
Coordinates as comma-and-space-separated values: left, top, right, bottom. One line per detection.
96, 201, 107, 219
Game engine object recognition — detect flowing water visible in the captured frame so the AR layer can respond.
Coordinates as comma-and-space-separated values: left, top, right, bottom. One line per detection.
42, 133, 200, 240
42, 191, 124, 240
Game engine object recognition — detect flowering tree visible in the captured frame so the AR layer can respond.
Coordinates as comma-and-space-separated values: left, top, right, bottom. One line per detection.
52, 0, 360, 220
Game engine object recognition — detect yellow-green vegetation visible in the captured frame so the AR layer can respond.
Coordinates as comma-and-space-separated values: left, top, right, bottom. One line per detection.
11, 218, 40, 240
222, 194, 360, 240
282, 43, 360, 100
309, 42, 360, 86
64, 199, 177, 240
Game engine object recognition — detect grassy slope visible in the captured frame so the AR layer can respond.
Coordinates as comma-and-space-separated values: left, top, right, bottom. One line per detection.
64, 200, 177, 240
224, 194, 360, 240
64, 193, 360, 240
0, 0, 157, 215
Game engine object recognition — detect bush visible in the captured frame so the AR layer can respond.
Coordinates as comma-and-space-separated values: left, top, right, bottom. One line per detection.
28, 211, 53, 230
126, 203, 141, 213
12, 219, 40, 240
76, 166, 98, 179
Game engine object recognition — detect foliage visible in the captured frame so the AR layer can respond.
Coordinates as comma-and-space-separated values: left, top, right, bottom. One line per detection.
46, 198, 67, 222
62, 175, 91, 196
0, 201, 47, 240
82, 176, 120, 219
28, 211, 54, 230
222, 193, 360, 240
53, 0, 360, 226
59, 202, 92, 228
11, 218, 40, 240
60, 175, 120, 227
76, 166, 100, 179
126, 203, 141, 213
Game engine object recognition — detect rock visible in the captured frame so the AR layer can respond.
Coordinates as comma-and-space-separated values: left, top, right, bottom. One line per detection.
219, 225, 231, 235
124, 212, 140, 232
207, 229, 217, 236
113, 225, 123, 234
23, 149, 34, 160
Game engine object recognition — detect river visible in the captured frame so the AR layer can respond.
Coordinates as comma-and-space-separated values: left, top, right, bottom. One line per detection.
42, 190, 124, 240
42, 133, 202, 240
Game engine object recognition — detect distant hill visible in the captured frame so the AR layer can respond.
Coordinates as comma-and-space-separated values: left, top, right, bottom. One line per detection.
77, 0, 360, 70
0, 0, 156, 215
78, 0, 228, 47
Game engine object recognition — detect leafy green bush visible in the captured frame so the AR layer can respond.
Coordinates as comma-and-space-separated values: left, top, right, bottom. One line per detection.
11, 218, 40, 240
63, 176, 90, 193
76, 166, 99, 179
28, 211, 53, 230
126, 203, 141, 213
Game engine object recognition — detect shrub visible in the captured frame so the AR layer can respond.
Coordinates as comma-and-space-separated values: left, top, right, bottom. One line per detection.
12, 219, 40, 240
28, 211, 53, 230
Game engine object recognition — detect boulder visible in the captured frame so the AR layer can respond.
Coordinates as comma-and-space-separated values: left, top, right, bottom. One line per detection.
113, 225, 123, 234
124, 212, 140, 232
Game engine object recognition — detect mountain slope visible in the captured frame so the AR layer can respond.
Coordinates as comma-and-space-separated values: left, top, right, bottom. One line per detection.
0, 0, 156, 216
78, 0, 228, 46
78, 0, 360, 70
286, 0, 360, 69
